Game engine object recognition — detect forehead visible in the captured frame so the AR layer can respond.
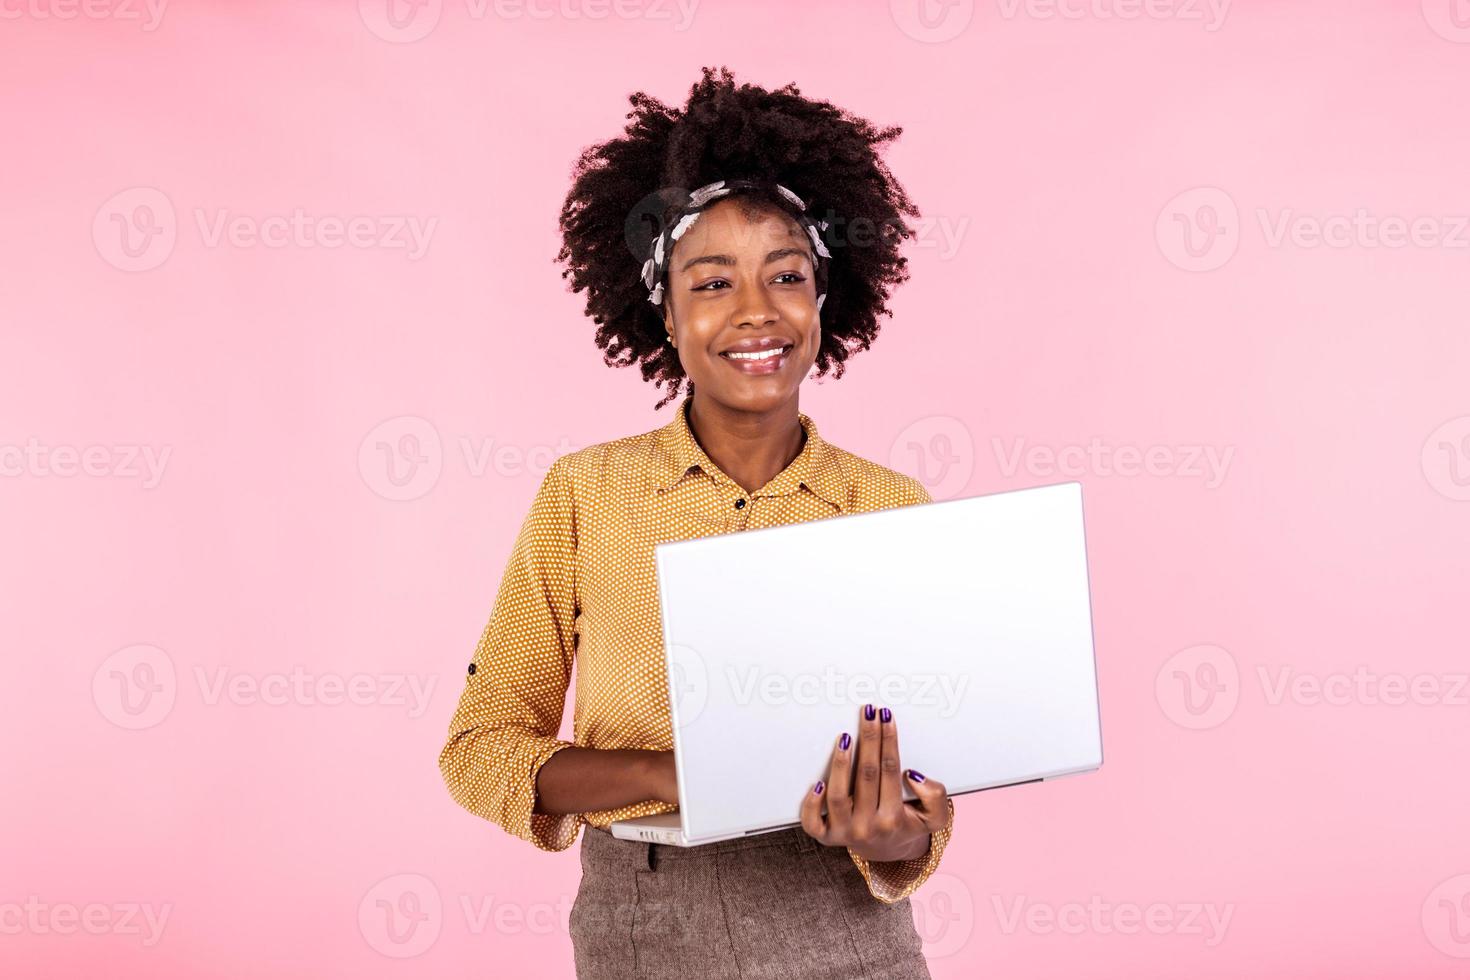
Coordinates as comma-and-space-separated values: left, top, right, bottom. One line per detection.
673, 197, 807, 251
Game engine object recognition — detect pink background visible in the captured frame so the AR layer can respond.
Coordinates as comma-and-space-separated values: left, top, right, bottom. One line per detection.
4, 1, 1469, 976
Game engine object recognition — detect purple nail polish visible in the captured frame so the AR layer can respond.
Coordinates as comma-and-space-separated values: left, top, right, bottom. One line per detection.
864, 703, 875, 721
907, 769, 926, 783
813, 780, 825, 795
880, 706, 892, 724
839, 732, 851, 751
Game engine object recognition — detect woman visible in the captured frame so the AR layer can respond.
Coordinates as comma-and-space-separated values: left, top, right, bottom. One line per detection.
439, 66, 956, 979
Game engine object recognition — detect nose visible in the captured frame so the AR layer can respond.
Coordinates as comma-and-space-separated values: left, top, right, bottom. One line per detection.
729, 273, 779, 330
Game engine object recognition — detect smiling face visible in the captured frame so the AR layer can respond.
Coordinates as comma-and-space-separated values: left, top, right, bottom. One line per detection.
661, 196, 822, 414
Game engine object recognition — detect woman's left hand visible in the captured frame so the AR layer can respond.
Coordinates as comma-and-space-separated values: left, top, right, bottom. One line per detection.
798, 703, 951, 863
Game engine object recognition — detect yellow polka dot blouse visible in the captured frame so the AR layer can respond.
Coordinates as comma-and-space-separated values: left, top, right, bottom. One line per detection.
438, 394, 955, 904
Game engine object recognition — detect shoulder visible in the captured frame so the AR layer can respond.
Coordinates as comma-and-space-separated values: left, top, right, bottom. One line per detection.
821, 442, 933, 509
544, 421, 668, 495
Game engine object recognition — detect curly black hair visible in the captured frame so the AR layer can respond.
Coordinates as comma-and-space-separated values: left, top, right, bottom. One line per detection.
555, 66, 920, 410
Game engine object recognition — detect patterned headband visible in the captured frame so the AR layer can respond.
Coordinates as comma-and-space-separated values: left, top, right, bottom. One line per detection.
641, 179, 830, 313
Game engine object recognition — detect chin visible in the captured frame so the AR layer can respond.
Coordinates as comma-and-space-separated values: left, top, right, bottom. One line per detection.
704, 382, 797, 412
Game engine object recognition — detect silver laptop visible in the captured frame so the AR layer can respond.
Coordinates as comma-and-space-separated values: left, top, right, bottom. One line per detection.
611, 480, 1103, 846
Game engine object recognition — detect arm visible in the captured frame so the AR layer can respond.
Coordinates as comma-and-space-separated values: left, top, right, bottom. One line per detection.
437, 457, 586, 851
533, 747, 677, 815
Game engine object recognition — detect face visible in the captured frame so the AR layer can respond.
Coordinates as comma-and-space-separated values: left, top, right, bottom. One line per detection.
661, 197, 821, 413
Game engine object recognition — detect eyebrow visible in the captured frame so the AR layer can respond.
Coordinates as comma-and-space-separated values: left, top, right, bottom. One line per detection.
679, 247, 811, 273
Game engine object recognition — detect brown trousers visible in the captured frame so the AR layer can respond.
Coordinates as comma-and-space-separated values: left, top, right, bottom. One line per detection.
569, 825, 933, 980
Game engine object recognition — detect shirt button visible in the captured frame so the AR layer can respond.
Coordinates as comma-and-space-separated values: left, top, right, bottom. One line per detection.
734, 498, 746, 509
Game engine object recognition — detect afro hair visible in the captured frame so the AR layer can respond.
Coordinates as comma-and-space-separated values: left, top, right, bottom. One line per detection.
555, 65, 921, 410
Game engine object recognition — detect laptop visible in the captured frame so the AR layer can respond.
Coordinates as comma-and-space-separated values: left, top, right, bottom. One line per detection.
610, 480, 1103, 846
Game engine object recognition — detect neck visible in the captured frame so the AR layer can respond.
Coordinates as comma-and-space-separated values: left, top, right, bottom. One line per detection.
686, 393, 806, 497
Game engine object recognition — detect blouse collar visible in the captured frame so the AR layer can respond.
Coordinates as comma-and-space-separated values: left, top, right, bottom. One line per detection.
652, 395, 848, 512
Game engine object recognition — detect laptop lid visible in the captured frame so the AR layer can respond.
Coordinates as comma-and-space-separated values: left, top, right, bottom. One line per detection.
655, 480, 1102, 843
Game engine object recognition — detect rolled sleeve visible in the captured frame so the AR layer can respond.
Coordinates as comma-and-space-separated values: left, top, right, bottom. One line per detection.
438, 457, 583, 852
847, 798, 955, 904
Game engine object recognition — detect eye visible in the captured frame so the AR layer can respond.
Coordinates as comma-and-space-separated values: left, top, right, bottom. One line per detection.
691, 272, 806, 292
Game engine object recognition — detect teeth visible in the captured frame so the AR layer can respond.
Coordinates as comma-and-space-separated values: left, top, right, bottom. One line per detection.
724, 347, 787, 362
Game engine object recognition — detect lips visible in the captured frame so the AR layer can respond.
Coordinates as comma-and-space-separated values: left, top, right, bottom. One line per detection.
720, 336, 793, 354
719, 343, 792, 375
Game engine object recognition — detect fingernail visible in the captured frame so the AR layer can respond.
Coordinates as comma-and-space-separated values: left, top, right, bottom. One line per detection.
880, 706, 892, 724
906, 769, 926, 783
839, 732, 851, 751
864, 703, 875, 721
813, 780, 825, 795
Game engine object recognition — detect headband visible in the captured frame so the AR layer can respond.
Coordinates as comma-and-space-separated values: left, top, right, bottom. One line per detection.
641, 179, 830, 314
